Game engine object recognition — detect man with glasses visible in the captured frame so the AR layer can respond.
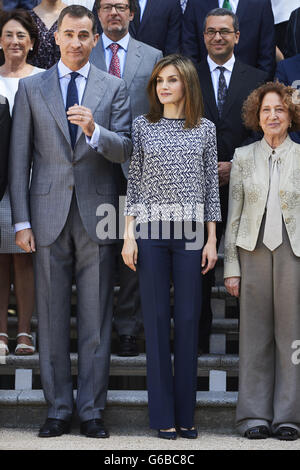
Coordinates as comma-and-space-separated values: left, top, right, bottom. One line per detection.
182, 0, 276, 79
90, 0, 162, 357
93, 0, 182, 55
196, 8, 268, 354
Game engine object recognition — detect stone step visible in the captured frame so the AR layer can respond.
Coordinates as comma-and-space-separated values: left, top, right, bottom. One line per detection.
6, 316, 238, 335
0, 389, 237, 431
1, 352, 239, 375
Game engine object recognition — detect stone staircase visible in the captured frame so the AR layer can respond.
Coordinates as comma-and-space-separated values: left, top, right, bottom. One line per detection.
0, 253, 240, 432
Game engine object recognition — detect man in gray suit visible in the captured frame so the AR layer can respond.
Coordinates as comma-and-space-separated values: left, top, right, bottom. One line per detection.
91, 0, 162, 356
9, 5, 132, 438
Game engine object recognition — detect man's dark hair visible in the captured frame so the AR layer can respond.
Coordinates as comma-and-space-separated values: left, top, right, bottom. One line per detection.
57, 5, 98, 34
95, 0, 137, 14
203, 7, 240, 32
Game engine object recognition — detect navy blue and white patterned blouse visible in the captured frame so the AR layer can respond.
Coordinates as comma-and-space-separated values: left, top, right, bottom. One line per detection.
125, 115, 221, 224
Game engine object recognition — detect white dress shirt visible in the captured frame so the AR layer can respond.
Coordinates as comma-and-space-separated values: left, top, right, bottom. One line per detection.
102, 32, 130, 77
15, 59, 100, 232
138, 0, 148, 20
207, 54, 235, 105
270, 0, 300, 24
218, 0, 239, 13
62, 0, 95, 10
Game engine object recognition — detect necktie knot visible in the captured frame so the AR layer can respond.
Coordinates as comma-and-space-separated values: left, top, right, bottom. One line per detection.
222, 0, 232, 10
70, 71, 80, 81
109, 43, 120, 55
217, 66, 226, 73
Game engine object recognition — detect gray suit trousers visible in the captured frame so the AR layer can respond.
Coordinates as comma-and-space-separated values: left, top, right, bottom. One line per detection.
33, 194, 115, 422
237, 217, 300, 436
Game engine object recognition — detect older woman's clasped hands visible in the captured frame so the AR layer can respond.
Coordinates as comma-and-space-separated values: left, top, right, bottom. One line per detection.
224, 82, 300, 441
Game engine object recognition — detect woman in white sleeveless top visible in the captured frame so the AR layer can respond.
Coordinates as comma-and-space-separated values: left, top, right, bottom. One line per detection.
0, 9, 44, 356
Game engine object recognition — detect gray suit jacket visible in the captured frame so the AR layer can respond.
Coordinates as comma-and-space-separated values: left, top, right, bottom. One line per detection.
9, 63, 132, 246
90, 35, 163, 120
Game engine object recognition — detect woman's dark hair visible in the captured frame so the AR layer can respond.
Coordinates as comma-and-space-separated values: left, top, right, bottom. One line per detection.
0, 9, 39, 61
242, 81, 300, 132
146, 54, 204, 129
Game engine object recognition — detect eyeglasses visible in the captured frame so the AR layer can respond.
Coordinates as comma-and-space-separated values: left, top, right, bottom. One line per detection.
100, 3, 130, 12
204, 29, 236, 38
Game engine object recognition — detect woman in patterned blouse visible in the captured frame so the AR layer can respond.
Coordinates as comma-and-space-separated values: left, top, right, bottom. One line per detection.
28, 0, 66, 69
122, 54, 221, 440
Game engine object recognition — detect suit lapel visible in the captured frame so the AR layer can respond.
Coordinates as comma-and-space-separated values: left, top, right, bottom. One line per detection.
76, 64, 108, 144
221, 60, 246, 119
138, 0, 158, 35
39, 65, 71, 147
198, 61, 219, 123
90, 39, 107, 72
123, 37, 142, 89
235, 0, 247, 22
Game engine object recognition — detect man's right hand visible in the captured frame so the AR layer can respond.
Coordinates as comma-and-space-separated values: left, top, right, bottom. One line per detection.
15, 229, 36, 253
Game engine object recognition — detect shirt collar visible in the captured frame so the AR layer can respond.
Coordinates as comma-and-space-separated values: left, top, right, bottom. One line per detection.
207, 54, 235, 73
57, 59, 90, 79
260, 134, 293, 160
102, 32, 130, 52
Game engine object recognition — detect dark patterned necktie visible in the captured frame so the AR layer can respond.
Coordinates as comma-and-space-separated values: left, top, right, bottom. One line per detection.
66, 71, 80, 149
217, 66, 228, 118
108, 43, 121, 78
222, 0, 232, 10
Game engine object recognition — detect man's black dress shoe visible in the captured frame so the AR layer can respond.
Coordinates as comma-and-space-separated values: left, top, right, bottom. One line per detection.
80, 419, 109, 438
118, 335, 139, 357
244, 426, 270, 439
274, 426, 298, 441
38, 418, 71, 437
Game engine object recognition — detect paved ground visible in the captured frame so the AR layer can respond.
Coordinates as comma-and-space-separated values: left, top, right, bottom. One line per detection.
0, 427, 299, 451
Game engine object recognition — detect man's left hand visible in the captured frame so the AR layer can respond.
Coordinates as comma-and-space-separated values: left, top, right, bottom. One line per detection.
218, 161, 232, 187
67, 104, 95, 137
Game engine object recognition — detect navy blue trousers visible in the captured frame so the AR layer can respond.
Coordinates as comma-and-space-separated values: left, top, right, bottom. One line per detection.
137, 225, 202, 429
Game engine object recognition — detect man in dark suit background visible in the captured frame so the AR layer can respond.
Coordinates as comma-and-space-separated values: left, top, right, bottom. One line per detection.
182, 0, 276, 79
0, 96, 10, 202
93, 0, 182, 55
275, 54, 300, 144
90, 0, 162, 356
197, 8, 268, 352
284, 7, 300, 58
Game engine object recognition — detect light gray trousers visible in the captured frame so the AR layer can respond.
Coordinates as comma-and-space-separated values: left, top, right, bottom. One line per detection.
33, 194, 115, 422
237, 218, 300, 436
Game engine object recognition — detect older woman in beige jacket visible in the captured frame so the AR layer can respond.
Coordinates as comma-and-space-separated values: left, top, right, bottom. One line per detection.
224, 82, 300, 441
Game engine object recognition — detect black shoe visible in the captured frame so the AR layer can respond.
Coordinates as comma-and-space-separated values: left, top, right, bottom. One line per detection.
244, 426, 270, 440
178, 427, 198, 439
274, 426, 298, 441
80, 419, 110, 438
118, 335, 139, 357
158, 430, 177, 440
38, 418, 71, 438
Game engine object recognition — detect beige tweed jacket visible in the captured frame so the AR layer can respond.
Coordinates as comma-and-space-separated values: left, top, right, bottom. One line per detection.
224, 136, 300, 278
